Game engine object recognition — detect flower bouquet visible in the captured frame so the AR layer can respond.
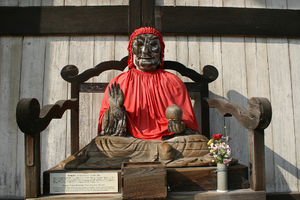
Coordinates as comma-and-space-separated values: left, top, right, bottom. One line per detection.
207, 134, 232, 166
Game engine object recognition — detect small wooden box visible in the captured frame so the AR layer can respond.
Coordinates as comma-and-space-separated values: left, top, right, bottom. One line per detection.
122, 162, 167, 200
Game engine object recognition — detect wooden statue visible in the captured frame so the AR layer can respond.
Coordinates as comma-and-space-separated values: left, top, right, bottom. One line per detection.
16, 27, 272, 198
54, 27, 214, 169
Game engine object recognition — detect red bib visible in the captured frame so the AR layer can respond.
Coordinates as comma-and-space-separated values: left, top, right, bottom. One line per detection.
98, 68, 199, 140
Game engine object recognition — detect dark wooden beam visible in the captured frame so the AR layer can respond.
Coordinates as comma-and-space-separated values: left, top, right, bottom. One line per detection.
128, 0, 155, 34
0, 6, 128, 35
142, 0, 155, 27
156, 6, 300, 37
128, 0, 141, 34
2, 6, 300, 37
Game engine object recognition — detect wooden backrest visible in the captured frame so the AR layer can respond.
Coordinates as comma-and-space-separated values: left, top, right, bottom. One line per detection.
61, 56, 218, 154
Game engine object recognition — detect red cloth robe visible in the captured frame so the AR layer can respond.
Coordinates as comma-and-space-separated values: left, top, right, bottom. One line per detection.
98, 68, 199, 140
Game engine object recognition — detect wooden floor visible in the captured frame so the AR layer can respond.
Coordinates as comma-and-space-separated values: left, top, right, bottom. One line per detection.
167, 189, 266, 200
27, 193, 122, 200
27, 189, 266, 200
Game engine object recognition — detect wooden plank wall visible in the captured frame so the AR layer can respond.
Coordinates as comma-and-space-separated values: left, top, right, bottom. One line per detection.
0, 0, 300, 198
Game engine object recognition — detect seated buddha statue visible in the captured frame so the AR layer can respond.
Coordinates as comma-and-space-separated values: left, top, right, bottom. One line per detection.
56, 27, 213, 169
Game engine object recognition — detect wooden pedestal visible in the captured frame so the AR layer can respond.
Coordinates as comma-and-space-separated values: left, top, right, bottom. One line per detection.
167, 164, 249, 191
42, 164, 249, 199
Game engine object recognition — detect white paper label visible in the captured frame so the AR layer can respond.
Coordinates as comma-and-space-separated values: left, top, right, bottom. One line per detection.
49, 172, 118, 194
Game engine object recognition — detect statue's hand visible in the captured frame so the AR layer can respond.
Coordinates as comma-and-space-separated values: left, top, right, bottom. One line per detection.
108, 82, 124, 109
101, 107, 127, 137
168, 120, 186, 134
101, 83, 127, 136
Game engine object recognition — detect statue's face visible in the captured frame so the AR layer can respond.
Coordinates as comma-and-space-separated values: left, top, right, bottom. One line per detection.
132, 34, 161, 72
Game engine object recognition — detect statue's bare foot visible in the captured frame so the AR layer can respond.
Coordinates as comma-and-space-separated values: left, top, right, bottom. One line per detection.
159, 142, 176, 160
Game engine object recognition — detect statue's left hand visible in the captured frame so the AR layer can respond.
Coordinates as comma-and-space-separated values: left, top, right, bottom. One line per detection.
168, 120, 186, 134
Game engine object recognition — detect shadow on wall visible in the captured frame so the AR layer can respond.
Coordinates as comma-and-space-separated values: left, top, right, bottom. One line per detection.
265, 146, 300, 192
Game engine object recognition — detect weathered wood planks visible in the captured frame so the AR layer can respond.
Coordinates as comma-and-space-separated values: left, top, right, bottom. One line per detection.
92, 36, 115, 142
41, 37, 69, 182
244, 0, 275, 192
195, 0, 225, 136
287, 0, 300, 193
288, 39, 300, 192
68, 36, 94, 150
0, 37, 23, 197
266, 0, 298, 192
20, 37, 46, 197
1, 0, 300, 198
267, 40, 297, 192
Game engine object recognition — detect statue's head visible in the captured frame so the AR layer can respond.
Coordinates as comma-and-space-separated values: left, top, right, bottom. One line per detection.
128, 27, 165, 72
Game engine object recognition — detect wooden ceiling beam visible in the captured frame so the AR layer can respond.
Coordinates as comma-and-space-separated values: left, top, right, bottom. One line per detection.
0, 6, 300, 37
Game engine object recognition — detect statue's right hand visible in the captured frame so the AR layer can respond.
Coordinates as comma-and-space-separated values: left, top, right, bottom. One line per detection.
101, 83, 127, 136
108, 82, 124, 109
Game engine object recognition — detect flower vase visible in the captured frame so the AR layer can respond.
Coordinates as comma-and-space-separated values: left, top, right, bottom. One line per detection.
217, 163, 228, 192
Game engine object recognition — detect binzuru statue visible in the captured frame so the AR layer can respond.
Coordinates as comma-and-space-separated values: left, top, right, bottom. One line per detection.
55, 27, 214, 169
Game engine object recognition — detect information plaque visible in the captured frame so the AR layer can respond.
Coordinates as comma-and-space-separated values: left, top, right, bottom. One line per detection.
49, 172, 118, 194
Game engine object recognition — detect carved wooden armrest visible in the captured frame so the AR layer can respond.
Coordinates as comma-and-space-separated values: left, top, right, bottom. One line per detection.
207, 97, 272, 130
207, 97, 272, 191
16, 98, 78, 198
16, 98, 78, 136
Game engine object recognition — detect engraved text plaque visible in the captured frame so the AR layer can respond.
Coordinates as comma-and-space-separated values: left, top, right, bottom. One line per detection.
49, 172, 118, 194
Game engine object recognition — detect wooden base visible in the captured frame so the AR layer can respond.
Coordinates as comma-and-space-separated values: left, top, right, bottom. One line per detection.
27, 189, 265, 200
167, 164, 249, 191
167, 189, 266, 200
43, 164, 249, 199
28, 192, 300, 200
122, 162, 167, 200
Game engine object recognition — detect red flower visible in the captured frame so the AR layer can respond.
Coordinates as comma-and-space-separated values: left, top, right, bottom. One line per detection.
212, 134, 223, 140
